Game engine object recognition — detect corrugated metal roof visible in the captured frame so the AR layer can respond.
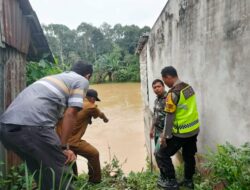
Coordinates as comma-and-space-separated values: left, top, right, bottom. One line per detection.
0, 0, 54, 62
2, 0, 30, 54
0, 0, 5, 48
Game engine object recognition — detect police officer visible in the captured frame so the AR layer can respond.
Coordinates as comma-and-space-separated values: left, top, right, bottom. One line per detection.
155, 66, 200, 190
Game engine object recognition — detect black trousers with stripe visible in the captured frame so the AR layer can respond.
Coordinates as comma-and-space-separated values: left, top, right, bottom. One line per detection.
155, 134, 198, 180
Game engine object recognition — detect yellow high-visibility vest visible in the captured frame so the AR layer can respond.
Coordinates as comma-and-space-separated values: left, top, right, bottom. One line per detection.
172, 85, 200, 134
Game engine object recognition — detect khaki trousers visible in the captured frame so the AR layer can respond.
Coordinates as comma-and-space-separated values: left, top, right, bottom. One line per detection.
71, 140, 101, 183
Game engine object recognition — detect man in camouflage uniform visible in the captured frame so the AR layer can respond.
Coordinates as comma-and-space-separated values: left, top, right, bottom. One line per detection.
149, 79, 167, 180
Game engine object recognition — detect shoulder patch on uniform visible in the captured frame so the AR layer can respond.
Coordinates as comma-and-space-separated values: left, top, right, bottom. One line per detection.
165, 93, 177, 113
183, 86, 195, 100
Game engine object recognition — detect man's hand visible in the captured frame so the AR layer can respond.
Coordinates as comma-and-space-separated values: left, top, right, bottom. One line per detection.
159, 133, 167, 148
63, 150, 76, 164
150, 127, 154, 139
103, 117, 109, 123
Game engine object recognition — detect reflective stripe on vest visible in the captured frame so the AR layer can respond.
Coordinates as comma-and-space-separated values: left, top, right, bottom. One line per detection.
172, 85, 200, 134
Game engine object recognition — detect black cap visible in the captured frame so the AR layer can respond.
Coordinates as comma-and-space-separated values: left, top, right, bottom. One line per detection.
86, 89, 101, 101
71, 60, 93, 77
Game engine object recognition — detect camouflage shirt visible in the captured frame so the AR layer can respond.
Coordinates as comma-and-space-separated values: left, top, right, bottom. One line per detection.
153, 92, 167, 135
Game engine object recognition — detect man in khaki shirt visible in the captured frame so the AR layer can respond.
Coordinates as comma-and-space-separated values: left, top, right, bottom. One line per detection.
57, 89, 108, 183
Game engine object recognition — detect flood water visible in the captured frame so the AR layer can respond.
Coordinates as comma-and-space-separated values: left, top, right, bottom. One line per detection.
77, 83, 146, 174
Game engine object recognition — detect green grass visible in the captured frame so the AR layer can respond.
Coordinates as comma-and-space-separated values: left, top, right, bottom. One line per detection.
1, 142, 250, 190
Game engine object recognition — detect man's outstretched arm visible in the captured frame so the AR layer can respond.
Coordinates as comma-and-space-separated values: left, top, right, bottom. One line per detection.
91, 107, 109, 123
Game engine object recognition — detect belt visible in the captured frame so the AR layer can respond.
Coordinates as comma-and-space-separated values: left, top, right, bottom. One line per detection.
0, 123, 54, 130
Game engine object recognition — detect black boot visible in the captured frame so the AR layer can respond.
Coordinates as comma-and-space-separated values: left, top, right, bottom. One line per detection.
157, 173, 165, 184
157, 178, 179, 190
179, 179, 194, 189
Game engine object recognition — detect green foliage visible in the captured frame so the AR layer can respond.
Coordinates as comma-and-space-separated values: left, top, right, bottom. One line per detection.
74, 156, 127, 189
42, 22, 150, 83
0, 162, 76, 190
0, 162, 26, 190
2, 143, 250, 189
113, 61, 140, 82
194, 142, 250, 190
74, 156, 159, 190
26, 59, 63, 86
126, 171, 158, 190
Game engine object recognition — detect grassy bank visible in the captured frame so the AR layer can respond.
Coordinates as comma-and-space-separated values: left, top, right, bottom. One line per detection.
1, 143, 250, 190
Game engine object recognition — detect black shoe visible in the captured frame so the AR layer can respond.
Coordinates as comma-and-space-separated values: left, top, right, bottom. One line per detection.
157, 178, 179, 190
157, 173, 165, 184
179, 179, 194, 189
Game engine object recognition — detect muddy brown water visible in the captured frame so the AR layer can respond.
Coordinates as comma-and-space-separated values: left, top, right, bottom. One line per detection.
77, 83, 147, 174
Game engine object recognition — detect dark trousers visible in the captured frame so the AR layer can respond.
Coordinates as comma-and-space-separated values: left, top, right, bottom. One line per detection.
155, 135, 198, 180
0, 123, 73, 190
154, 133, 166, 177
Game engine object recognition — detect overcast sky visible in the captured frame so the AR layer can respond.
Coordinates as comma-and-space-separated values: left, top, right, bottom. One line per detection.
29, 0, 167, 29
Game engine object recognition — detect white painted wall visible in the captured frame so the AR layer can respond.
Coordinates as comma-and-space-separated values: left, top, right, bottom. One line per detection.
139, 0, 250, 152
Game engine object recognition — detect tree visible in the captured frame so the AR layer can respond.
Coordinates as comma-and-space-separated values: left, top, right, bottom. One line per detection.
43, 24, 77, 65
115, 25, 141, 54
100, 22, 113, 40
42, 22, 151, 83
76, 22, 97, 62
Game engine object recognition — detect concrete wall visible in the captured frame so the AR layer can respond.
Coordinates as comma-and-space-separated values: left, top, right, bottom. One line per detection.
139, 0, 250, 152
140, 45, 153, 156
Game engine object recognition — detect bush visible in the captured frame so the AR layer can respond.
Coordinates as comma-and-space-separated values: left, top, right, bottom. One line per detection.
194, 142, 250, 190
0, 162, 26, 190
26, 59, 64, 86
126, 171, 158, 190
113, 65, 140, 82
74, 156, 159, 190
1, 143, 249, 189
